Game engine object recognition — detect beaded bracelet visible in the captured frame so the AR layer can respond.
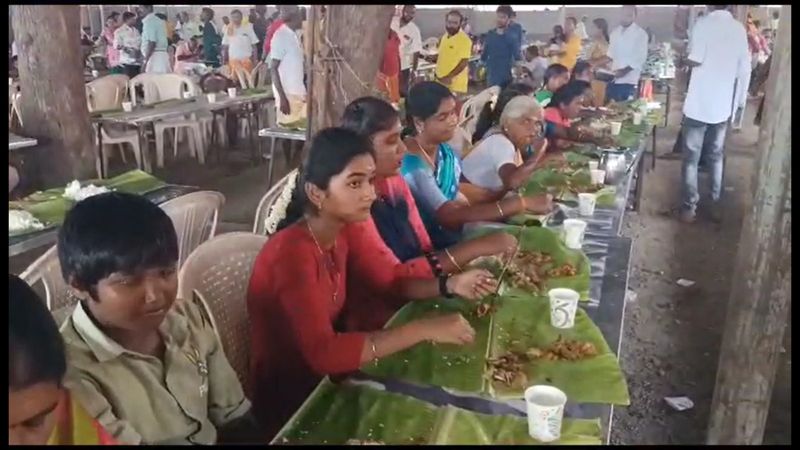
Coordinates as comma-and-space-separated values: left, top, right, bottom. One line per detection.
425, 251, 444, 278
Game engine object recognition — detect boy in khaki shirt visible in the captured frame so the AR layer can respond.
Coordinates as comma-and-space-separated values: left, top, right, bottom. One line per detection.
58, 192, 262, 445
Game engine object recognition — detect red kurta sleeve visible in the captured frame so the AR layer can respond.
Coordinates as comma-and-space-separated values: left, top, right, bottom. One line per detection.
250, 229, 367, 376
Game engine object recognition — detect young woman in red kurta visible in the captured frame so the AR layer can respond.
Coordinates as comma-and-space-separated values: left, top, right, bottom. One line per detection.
340, 96, 519, 332
247, 127, 498, 438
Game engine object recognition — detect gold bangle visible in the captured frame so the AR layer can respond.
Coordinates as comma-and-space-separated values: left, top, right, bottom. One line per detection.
444, 249, 463, 273
496, 201, 505, 218
369, 337, 378, 361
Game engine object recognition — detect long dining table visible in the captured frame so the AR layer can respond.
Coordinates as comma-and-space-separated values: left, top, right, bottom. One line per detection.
273, 110, 660, 444
90, 92, 274, 177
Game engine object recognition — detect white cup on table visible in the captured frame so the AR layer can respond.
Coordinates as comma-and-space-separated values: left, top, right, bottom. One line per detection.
578, 193, 597, 216
227, 87, 237, 98
207, 93, 217, 103
91, 70, 99, 78
548, 288, 580, 329
562, 218, 586, 250
121, 101, 133, 112
182, 91, 194, 99
632, 112, 643, 126
609, 121, 622, 136
590, 169, 606, 185
525, 385, 568, 442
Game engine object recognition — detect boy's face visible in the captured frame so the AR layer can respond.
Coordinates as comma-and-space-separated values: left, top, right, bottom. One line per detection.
8, 383, 62, 445
79, 265, 178, 334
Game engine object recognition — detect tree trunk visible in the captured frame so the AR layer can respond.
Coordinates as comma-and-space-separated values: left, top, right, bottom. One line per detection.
308, 4, 395, 139
11, 5, 97, 188
707, 5, 791, 445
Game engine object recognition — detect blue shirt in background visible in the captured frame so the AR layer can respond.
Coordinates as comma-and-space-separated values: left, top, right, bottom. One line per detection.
480, 28, 520, 88
508, 21, 525, 55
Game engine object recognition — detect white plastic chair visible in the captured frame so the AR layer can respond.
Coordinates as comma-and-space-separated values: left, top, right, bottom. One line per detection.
159, 191, 225, 269
87, 76, 145, 175
9, 90, 23, 129
20, 245, 76, 326
177, 232, 268, 393
459, 85, 501, 135
252, 170, 296, 235
129, 73, 206, 167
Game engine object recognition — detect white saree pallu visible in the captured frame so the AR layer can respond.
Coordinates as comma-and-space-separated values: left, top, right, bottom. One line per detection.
145, 51, 171, 74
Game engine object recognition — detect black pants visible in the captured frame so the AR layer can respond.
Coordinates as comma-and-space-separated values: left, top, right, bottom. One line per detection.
121, 64, 141, 78
400, 69, 411, 98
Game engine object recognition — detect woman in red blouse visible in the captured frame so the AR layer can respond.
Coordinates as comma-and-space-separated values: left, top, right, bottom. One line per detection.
340, 96, 518, 332
247, 127, 498, 438
544, 81, 612, 152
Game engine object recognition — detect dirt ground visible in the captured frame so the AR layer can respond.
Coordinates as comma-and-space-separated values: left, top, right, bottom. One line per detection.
609, 92, 791, 445
9, 85, 790, 446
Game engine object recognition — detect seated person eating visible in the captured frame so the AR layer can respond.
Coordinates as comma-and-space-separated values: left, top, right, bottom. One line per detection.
462, 95, 547, 202
534, 63, 570, 107
401, 81, 553, 250
339, 96, 519, 331
247, 127, 499, 438
544, 81, 612, 151
58, 192, 261, 444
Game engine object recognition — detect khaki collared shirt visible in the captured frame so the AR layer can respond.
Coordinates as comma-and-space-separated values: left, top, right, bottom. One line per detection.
60, 299, 251, 445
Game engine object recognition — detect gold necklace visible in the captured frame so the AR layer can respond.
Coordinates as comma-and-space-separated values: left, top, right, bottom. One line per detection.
306, 221, 340, 304
412, 138, 437, 169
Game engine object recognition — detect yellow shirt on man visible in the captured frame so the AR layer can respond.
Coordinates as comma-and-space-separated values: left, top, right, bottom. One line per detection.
435, 29, 472, 94
559, 34, 582, 70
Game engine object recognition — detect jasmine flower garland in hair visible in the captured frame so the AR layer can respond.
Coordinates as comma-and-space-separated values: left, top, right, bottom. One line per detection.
263, 169, 299, 235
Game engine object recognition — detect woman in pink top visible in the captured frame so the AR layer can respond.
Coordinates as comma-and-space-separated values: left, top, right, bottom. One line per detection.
340, 96, 518, 331
102, 13, 121, 72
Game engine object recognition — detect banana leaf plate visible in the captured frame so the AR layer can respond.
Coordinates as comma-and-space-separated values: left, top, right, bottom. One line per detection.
8, 170, 165, 236
486, 292, 630, 405
273, 380, 603, 445
467, 225, 592, 300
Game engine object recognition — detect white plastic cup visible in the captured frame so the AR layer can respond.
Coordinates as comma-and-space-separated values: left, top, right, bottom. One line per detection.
91, 70, 99, 78
9, 77, 14, 86
227, 87, 237, 98
562, 218, 586, 250
590, 169, 606, 185
578, 193, 597, 216
121, 101, 133, 112
207, 93, 217, 103
632, 112, 643, 125
548, 288, 580, 329
525, 385, 568, 442
588, 160, 599, 171
609, 121, 622, 136
182, 91, 194, 99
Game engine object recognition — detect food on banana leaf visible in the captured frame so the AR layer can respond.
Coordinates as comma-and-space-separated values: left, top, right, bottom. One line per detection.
485, 351, 528, 389
481, 250, 579, 294
488, 293, 630, 404
8, 170, 166, 236
345, 439, 386, 445
526, 336, 598, 362
473, 300, 499, 319
469, 227, 591, 300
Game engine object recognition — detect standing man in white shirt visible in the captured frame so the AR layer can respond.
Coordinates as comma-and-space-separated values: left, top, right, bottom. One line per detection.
270, 5, 307, 126
576, 15, 589, 41
222, 9, 260, 75
602, 5, 649, 103
392, 5, 423, 98
678, 5, 750, 224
